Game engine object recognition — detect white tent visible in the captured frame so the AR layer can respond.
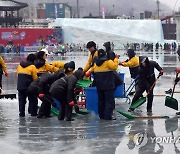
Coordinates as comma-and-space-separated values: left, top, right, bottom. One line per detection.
53, 18, 164, 47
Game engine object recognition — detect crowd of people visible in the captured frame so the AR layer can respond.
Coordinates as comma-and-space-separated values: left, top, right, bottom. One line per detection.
0, 40, 180, 122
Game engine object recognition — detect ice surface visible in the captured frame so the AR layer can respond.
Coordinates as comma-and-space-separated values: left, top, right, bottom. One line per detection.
0, 50, 180, 154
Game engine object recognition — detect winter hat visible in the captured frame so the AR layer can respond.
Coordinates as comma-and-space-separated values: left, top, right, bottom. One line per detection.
103, 41, 111, 50
86, 41, 96, 49
41, 48, 49, 55
74, 69, 84, 80
64, 61, 75, 71
127, 49, 135, 59
36, 51, 45, 60
98, 49, 106, 58
27, 53, 36, 63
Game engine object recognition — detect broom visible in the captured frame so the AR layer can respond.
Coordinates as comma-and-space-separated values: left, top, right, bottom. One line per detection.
129, 74, 161, 110
165, 72, 179, 110
117, 110, 169, 119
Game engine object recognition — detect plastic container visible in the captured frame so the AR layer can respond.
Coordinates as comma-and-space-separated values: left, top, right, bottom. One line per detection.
84, 87, 98, 114
114, 73, 125, 98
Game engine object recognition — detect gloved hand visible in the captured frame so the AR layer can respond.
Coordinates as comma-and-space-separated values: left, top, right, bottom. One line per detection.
69, 101, 75, 106
83, 69, 86, 73
4, 72, 8, 77
159, 70, 164, 76
85, 71, 91, 78
175, 77, 180, 84
116, 55, 120, 59
119, 62, 123, 66
38, 93, 44, 99
175, 68, 180, 73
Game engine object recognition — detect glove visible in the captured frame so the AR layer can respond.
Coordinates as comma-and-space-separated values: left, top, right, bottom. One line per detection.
116, 55, 120, 59
159, 70, 164, 76
38, 93, 44, 99
4, 72, 8, 77
175, 77, 180, 83
119, 62, 123, 66
175, 68, 180, 73
85, 71, 91, 78
83, 69, 86, 73
69, 101, 75, 106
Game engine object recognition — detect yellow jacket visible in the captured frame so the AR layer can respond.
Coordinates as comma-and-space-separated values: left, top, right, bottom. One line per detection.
36, 61, 59, 74
90, 57, 118, 73
0, 56, 7, 73
122, 55, 139, 68
83, 50, 98, 72
51, 61, 74, 75
89, 57, 118, 90
121, 55, 139, 79
51, 61, 65, 69
16, 61, 38, 90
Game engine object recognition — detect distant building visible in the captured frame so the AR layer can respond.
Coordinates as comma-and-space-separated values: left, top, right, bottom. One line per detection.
161, 16, 176, 40
37, 3, 71, 19
174, 12, 180, 40
139, 11, 152, 19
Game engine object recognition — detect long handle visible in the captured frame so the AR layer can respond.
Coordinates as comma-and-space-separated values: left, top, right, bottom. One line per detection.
146, 75, 161, 96
136, 115, 169, 119
171, 72, 179, 97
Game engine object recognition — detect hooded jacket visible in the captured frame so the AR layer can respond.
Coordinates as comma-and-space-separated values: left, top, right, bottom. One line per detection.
50, 70, 84, 103
83, 50, 98, 72
34, 51, 59, 76
138, 56, 163, 87
89, 52, 118, 90
121, 49, 139, 79
17, 60, 38, 90
27, 69, 65, 95
103, 42, 115, 60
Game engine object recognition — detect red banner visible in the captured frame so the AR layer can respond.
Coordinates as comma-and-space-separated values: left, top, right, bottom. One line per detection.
0, 28, 55, 46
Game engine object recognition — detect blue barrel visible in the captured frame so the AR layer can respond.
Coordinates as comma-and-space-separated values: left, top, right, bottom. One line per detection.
84, 87, 98, 114
51, 98, 61, 111
114, 73, 125, 98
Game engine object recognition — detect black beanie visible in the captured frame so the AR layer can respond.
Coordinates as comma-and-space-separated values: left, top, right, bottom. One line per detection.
36, 51, 45, 60
64, 61, 75, 71
27, 53, 36, 63
103, 41, 111, 50
98, 49, 106, 58
127, 49, 135, 59
86, 41, 96, 49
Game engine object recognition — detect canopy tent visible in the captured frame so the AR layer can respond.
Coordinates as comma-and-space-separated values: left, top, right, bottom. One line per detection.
53, 18, 164, 46
0, 0, 28, 11
0, 0, 28, 27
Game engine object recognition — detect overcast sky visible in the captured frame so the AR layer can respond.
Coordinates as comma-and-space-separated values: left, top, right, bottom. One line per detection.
161, 0, 180, 11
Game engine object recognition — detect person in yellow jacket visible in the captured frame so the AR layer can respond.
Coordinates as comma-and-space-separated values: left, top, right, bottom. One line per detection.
51, 61, 75, 75
119, 49, 139, 79
0, 56, 8, 89
51, 61, 65, 70
17, 53, 38, 117
83, 41, 98, 73
86, 49, 118, 120
119, 49, 139, 95
34, 50, 59, 76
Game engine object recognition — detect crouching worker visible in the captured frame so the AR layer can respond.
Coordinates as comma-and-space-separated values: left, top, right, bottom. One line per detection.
129, 56, 163, 113
85, 49, 119, 120
50, 69, 84, 121
51, 61, 75, 75
27, 69, 66, 118
17, 54, 38, 117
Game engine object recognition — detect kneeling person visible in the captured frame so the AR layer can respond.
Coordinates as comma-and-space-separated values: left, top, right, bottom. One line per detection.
50, 70, 84, 121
